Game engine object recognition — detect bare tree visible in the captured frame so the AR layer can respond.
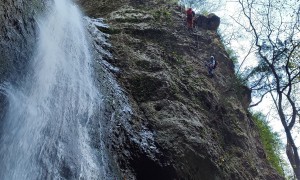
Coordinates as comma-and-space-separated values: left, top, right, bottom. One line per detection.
237, 0, 300, 178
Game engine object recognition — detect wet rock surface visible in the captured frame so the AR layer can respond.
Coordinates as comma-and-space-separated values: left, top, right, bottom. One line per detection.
0, 0, 283, 179
78, 1, 284, 179
0, 0, 45, 124
0, 0, 45, 83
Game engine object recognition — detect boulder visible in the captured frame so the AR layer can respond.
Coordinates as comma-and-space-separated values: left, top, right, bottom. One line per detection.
195, 13, 220, 31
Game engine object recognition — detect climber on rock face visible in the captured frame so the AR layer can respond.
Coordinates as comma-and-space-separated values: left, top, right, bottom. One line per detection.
206, 56, 217, 77
186, 8, 195, 31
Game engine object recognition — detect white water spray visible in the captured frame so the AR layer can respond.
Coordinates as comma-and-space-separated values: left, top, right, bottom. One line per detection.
0, 0, 112, 179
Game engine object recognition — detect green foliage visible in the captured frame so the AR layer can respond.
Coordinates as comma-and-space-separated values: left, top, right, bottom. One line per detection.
225, 47, 239, 65
234, 73, 247, 87
218, 31, 239, 65
220, 39, 248, 89
200, 10, 209, 16
252, 112, 285, 176
218, 27, 250, 96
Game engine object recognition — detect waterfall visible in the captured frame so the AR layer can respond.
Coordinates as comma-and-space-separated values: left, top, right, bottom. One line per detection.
0, 0, 113, 179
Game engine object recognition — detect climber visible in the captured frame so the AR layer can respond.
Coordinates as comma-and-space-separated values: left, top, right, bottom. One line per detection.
186, 8, 195, 30
205, 56, 217, 77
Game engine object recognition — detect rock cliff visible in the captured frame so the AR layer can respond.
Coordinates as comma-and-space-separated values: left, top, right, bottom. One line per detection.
0, 0, 283, 179
78, 0, 283, 179
0, 0, 45, 83
0, 0, 45, 122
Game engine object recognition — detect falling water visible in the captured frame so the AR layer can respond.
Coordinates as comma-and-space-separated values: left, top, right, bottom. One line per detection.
0, 0, 113, 179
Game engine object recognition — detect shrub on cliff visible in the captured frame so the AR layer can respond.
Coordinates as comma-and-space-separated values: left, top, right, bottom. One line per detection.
252, 112, 285, 176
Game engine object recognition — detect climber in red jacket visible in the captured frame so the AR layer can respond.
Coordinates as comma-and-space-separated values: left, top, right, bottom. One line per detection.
186, 8, 195, 30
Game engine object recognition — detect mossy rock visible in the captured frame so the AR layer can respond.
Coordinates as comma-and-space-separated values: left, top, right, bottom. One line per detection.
109, 7, 154, 23
97, 26, 122, 34
128, 74, 169, 102
135, 60, 164, 72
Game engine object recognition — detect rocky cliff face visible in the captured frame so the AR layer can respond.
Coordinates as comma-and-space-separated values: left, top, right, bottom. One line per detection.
0, 0, 45, 121
78, 0, 283, 179
0, 0, 45, 83
0, 0, 283, 179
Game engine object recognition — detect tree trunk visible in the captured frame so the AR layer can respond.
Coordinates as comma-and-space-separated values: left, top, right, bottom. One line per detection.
286, 140, 300, 179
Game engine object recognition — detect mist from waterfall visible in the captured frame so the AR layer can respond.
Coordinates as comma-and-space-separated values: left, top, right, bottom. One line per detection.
0, 0, 113, 179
